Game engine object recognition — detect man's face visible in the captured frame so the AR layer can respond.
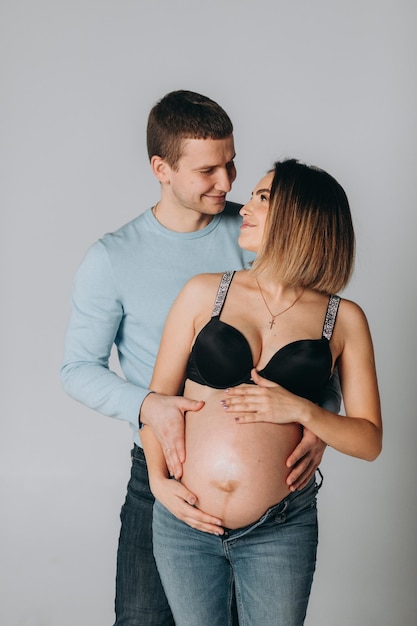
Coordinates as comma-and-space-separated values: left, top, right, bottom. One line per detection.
163, 136, 237, 216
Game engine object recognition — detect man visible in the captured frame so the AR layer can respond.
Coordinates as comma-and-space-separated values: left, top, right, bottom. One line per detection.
61, 90, 339, 625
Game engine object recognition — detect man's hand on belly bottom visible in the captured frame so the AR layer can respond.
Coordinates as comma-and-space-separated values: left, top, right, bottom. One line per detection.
153, 477, 225, 536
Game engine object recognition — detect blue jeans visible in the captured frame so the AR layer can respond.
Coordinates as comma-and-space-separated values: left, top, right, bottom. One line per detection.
114, 445, 175, 626
153, 477, 319, 626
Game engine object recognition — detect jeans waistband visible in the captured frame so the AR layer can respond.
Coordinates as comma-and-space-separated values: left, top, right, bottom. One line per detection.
222, 472, 320, 537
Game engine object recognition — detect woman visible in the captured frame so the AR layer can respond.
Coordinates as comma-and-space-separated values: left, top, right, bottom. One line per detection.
141, 159, 382, 625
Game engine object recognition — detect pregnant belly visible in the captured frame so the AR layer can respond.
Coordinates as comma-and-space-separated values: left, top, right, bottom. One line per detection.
181, 386, 302, 529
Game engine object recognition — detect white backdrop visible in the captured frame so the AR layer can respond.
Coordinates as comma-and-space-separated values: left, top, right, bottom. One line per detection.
2, 1, 416, 624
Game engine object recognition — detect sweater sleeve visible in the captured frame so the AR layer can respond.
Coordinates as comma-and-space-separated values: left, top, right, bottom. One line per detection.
60, 241, 149, 429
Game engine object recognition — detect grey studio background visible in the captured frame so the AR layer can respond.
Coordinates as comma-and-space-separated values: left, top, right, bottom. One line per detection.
2, 1, 416, 625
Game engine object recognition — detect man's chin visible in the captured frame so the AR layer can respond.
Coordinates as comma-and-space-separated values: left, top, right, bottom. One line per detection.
203, 198, 227, 214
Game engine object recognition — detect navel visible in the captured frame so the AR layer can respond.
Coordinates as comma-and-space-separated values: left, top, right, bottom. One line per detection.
210, 479, 240, 493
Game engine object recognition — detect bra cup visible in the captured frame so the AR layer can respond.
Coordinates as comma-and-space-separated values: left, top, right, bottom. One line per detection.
188, 319, 253, 389
258, 338, 332, 402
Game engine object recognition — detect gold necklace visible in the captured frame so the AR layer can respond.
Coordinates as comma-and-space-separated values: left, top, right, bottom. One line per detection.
256, 278, 303, 329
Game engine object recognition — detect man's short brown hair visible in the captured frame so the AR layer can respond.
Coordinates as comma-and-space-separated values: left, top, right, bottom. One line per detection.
147, 90, 233, 170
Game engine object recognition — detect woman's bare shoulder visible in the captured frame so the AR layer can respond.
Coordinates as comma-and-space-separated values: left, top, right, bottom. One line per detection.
183, 271, 227, 293
338, 297, 368, 319
336, 297, 372, 337
175, 272, 228, 308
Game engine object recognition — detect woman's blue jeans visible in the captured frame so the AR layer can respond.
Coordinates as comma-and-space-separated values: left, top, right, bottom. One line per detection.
153, 477, 319, 626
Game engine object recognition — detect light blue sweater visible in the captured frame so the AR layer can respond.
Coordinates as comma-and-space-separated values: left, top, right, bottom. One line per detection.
61, 204, 254, 445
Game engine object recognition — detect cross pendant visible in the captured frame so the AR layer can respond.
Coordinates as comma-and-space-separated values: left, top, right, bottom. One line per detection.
269, 318, 276, 329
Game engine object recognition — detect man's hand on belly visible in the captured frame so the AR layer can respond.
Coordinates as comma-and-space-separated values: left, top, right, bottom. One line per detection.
140, 392, 204, 479
285, 428, 326, 491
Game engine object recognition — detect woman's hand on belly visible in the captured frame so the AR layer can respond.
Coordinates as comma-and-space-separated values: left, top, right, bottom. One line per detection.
151, 474, 225, 536
220, 368, 311, 425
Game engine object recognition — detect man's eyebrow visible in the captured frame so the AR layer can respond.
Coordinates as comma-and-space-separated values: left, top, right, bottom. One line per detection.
193, 154, 236, 170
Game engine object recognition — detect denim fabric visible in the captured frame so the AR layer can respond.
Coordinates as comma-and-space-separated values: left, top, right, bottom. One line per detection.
153, 477, 319, 626
113, 445, 174, 626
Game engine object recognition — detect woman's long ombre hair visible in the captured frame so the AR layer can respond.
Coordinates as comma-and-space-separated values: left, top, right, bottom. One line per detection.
252, 159, 355, 294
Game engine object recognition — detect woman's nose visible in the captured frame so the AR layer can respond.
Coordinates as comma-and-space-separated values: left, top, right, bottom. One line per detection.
239, 201, 251, 216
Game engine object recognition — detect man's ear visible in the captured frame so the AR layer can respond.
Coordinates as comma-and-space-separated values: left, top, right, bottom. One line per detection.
151, 155, 171, 184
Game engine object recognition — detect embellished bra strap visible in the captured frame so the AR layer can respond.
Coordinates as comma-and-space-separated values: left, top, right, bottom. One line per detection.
322, 295, 341, 340
211, 271, 235, 318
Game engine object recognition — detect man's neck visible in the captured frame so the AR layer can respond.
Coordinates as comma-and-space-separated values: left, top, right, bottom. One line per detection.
152, 201, 217, 233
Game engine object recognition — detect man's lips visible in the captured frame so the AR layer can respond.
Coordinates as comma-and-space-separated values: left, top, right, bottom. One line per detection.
205, 195, 226, 202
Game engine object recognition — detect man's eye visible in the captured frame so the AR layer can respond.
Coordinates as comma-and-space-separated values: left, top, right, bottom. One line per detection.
201, 168, 214, 174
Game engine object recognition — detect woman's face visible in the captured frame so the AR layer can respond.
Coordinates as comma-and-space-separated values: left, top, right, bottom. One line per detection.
238, 172, 274, 253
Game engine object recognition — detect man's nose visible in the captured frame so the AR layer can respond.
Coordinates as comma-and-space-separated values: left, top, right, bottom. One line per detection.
214, 168, 234, 192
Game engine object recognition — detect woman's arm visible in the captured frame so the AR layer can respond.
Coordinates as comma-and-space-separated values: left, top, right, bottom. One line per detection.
306, 299, 382, 460
222, 300, 382, 462
141, 274, 209, 476
141, 274, 226, 533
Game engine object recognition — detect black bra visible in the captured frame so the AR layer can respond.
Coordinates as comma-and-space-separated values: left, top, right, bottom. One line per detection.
186, 271, 340, 402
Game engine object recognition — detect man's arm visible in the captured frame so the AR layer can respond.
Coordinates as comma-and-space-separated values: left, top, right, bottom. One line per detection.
60, 242, 147, 429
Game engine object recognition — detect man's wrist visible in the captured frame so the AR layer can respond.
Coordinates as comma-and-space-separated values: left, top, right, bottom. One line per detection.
139, 391, 155, 430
